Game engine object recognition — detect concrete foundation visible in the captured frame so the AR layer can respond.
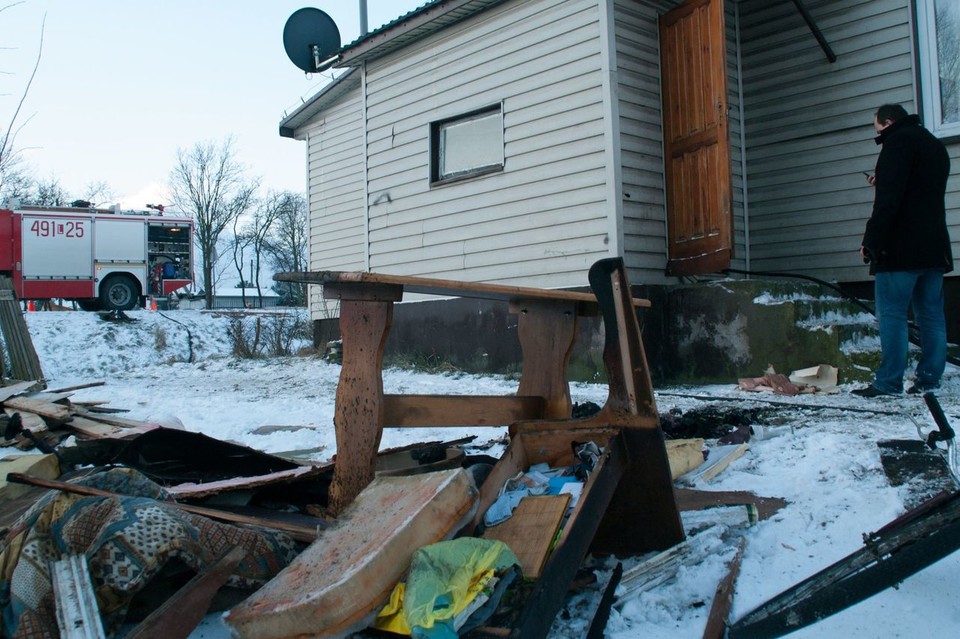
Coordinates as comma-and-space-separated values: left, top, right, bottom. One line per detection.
312, 278, 958, 386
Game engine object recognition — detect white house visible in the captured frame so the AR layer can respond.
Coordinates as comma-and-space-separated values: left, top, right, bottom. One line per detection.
279, 0, 959, 333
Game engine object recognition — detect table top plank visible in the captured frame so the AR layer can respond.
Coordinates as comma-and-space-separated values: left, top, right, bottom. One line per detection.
275, 270, 651, 307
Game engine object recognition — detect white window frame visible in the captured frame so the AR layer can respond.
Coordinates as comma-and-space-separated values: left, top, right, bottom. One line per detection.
916, 0, 960, 138
430, 104, 504, 185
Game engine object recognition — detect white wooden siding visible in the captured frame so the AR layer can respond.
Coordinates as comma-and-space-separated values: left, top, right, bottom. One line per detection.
615, 0, 670, 283
303, 88, 366, 319
739, 0, 959, 282
360, 0, 611, 288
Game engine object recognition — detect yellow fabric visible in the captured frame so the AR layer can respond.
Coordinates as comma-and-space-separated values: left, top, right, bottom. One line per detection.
375, 581, 411, 634
372, 538, 518, 635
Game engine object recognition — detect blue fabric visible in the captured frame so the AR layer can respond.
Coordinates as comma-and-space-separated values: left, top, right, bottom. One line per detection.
483, 490, 528, 527
873, 269, 947, 393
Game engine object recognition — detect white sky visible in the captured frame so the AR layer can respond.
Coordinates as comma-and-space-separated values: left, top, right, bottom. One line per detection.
1, 1, 425, 206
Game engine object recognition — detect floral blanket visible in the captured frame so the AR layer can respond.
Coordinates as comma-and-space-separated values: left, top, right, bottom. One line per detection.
0, 468, 298, 639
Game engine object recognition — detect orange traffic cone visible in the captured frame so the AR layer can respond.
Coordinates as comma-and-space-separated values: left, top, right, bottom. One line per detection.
26, 300, 35, 312
149, 296, 158, 311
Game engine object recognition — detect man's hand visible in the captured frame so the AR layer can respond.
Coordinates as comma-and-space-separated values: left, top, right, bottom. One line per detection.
863, 172, 876, 186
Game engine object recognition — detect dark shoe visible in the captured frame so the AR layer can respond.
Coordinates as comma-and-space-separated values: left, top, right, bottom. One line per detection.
851, 385, 892, 398
906, 383, 939, 395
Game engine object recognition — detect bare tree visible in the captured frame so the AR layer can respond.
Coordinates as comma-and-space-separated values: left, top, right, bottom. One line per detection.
247, 191, 288, 303
264, 191, 308, 306
0, 4, 43, 200
82, 180, 115, 206
229, 213, 254, 307
31, 175, 66, 205
168, 138, 259, 309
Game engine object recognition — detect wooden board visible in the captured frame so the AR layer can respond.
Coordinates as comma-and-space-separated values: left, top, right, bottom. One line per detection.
3, 396, 71, 421
167, 465, 329, 499
482, 494, 570, 579
666, 438, 705, 478
675, 488, 787, 521
70, 407, 153, 429
226, 469, 478, 639
275, 270, 651, 308
679, 443, 748, 483
63, 415, 147, 439
0, 380, 38, 403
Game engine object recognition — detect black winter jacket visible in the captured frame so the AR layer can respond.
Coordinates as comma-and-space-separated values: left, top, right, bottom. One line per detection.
861, 114, 952, 274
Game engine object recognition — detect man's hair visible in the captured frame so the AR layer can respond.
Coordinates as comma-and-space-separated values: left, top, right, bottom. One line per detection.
875, 104, 909, 125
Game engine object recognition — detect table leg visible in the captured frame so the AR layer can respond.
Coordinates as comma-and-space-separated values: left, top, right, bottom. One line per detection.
514, 299, 578, 430
328, 299, 393, 515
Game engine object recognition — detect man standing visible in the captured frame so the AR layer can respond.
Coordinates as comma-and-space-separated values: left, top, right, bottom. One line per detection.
853, 104, 952, 397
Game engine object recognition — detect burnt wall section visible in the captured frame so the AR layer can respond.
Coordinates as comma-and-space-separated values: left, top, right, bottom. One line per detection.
312, 279, 907, 386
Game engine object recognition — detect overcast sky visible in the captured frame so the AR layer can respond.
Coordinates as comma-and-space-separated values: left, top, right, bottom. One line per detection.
1, 1, 424, 207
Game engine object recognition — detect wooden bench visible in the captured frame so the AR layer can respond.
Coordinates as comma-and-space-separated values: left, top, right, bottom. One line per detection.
276, 258, 682, 555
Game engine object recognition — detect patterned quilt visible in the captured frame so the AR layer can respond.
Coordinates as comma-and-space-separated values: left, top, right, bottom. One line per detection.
0, 468, 299, 639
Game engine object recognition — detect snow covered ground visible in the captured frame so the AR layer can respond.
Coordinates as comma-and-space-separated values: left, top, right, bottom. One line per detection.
21, 309, 960, 638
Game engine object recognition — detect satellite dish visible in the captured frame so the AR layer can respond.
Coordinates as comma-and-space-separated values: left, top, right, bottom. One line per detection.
283, 8, 341, 73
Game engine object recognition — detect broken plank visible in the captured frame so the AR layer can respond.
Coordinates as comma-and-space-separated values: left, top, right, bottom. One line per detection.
124, 546, 246, 639
51, 554, 106, 639
167, 465, 331, 499
617, 541, 696, 603
226, 470, 478, 639
79, 405, 130, 414
675, 488, 787, 521
586, 561, 623, 639
71, 407, 152, 429
24, 391, 73, 404
60, 416, 127, 439
702, 537, 747, 639
679, 443, 749, 483
482, 494, 570, 579
45, 381, 106, 394
3, 396, 71, 421
0, 380, 38, 403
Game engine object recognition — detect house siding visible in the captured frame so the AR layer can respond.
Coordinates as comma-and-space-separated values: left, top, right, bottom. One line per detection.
302, 85, 366, 319
360, 0, 612, 289
739, 0, 959, 282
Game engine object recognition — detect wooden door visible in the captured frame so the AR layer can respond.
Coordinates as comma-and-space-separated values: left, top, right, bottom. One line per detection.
660, 0, 733, 276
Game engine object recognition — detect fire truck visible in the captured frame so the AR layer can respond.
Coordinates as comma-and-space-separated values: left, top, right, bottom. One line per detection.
0, 203, 194, 311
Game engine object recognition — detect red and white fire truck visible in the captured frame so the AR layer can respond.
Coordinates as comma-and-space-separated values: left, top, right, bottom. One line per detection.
0, 203, 194, 311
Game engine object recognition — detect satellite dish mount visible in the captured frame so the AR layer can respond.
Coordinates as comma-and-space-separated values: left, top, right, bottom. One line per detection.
283, 7, 342, 73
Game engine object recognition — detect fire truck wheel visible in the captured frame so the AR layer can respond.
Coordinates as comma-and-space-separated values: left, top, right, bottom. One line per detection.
100, 276, 139, 311
76, 299, 102, 312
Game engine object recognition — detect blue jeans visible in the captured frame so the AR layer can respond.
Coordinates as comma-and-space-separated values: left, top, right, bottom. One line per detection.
873, 270, 947, 394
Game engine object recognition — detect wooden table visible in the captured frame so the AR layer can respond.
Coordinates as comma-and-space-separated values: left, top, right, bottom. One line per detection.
276, 259, 682, 554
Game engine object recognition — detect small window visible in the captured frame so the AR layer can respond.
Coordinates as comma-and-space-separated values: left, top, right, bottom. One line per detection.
917, 0, 960, 138
431, 106, 504, 184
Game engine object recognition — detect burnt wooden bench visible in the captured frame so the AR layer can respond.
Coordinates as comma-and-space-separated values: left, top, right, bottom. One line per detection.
275, 258, 682, 545
277, 259, 684, 639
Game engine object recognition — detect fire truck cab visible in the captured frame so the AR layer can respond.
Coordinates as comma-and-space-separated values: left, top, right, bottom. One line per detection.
0, 203, 194, 311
